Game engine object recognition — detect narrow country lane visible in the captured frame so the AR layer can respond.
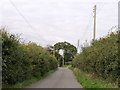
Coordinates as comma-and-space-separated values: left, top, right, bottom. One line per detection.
27, 67, 82, 88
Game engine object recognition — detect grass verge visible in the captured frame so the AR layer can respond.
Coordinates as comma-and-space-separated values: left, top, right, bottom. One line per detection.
7, 69, 57, 88
69, 67, 118, 88
62, 65, 71, 68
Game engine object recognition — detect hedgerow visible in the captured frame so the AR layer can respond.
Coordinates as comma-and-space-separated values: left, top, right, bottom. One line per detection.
72, 31, 119, 83
1, 29, 58, 86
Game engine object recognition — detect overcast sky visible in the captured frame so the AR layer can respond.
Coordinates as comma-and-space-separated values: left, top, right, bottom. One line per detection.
0, 0, 118, 47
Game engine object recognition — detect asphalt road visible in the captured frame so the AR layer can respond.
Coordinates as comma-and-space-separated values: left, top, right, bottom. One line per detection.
27, 67, 82, 88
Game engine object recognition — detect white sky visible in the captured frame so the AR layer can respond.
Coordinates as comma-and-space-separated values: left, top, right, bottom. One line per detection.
0, 0, 118, 47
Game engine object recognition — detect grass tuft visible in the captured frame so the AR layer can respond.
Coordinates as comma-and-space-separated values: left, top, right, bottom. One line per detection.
69, 67, 118, 88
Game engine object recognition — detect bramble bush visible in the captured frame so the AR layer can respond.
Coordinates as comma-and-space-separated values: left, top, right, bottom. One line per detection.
72, 31, 119, 83
1, 29, 58, 86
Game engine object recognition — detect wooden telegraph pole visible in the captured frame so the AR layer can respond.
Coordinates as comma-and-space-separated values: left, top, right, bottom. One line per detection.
93, 5, 96, 41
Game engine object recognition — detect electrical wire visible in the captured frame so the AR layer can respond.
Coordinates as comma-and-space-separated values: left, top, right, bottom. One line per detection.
8, 0, 37, 32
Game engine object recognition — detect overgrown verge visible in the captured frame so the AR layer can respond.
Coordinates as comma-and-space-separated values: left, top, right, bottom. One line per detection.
1, 28, 58, 88
70, 67, 118, 88
11, 69, 57, 88
72, 31, 119, 86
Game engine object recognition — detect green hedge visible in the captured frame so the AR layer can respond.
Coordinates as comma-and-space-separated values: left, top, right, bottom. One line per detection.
1, 29, 58, 86
72, 31, 119, 83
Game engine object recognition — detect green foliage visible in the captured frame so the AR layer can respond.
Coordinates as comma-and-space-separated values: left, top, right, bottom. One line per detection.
72, 31, 119, 83
11, 69, 57, 88
54, 41, 77, 66
70, 67, 117, 88
2, 29, 58, 86
45, 45, 63, 67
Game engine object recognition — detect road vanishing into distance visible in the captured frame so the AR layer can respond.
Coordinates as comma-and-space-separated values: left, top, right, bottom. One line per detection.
27, 67, 82, 88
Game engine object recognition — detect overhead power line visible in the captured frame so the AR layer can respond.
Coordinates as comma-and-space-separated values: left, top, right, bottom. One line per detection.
81, 13, 93, 42
8, 0, 37, 31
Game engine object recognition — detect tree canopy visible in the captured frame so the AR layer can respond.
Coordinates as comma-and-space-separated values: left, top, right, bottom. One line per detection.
54, 41, 77, 65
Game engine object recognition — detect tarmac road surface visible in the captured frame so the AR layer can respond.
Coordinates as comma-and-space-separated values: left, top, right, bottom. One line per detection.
27, 67, 82, 88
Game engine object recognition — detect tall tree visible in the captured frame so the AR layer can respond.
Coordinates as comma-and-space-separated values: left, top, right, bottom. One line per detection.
54, 41, 77, 65
45, 45, 63, 66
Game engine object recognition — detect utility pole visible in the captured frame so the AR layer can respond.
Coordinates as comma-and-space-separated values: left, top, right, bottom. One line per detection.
93, 5, 96, 41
